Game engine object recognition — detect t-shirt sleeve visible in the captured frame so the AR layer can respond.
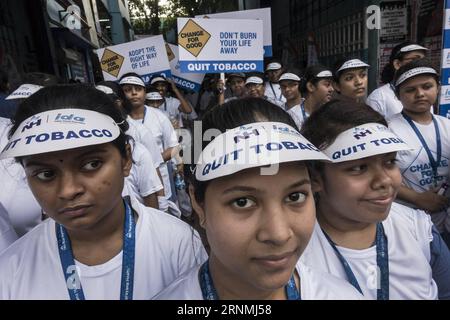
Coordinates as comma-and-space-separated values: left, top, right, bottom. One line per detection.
135, 146, 163, 196
174, 227, 208, 276
160, 115, 179, 149
429, 226, 450, 300
0, 203, 17, 253
366, 90, 385, 115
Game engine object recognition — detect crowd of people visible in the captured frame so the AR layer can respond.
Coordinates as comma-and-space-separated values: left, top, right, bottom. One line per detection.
0, 40, 449, 300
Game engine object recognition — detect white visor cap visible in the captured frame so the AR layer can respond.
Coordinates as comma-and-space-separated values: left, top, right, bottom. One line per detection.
322, 123, 412, 163
6, 84, 43, 100
0, 109, 121, 160
195, 121, 330, 181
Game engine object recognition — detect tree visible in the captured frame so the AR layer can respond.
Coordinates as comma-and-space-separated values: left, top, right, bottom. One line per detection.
129, 0, 239, 36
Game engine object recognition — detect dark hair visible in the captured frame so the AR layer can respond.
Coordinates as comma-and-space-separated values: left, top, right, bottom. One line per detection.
332, 57, 367, 82
394, 58, 439, 95
96, 80, 133, 114
301, 99, 387, 151
189, 97, 299, 203
9, 84, 130, 158
0, 67, 9, 93
300, 65, 332, 96
381, 41, 428, 83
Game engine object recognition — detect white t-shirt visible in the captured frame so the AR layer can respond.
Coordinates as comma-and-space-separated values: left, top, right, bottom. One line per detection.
154, 261, 363, 300
158, 97, 183, 128
0, 202, 18, 253
0, 117, 42, 237
123, 142, 163, 204
300, 202, 438, 300
287, 103, 308, 130
389, 114, 450, 232
265, 82, 286, 104
367, 84, 403, 121
126, 121, 164, 169
127, 107, 179, 199
0, 197, 207, 299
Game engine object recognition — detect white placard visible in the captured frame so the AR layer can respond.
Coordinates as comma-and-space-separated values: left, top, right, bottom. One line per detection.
196, 8, 272, 57
177, 18, 264, 74
166, 43, 204, 92
95, 35, 171, 84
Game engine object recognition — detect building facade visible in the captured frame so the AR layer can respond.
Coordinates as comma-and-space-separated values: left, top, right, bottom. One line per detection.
0, 0, 133, 86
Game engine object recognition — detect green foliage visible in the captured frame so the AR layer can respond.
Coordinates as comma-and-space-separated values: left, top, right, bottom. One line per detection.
128, 0, 239, 36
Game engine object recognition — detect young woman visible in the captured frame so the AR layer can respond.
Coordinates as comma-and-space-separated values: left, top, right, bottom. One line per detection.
0, 85, 206, 299
332, 58, 369, 103
245, 73, 284, 108
264, 60, 286, 104
278, 71, 302, 119
149, 74, 196, 128
155, 98, 363, 300
300, 99, 450, 299
388, 59, 450, 247
119, 73, 179, 215
283, 66, 334, 129
95, 82, 163, 209
367, 42, 428, 120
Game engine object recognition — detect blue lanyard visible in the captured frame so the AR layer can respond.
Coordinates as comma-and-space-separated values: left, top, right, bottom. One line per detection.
389, 82, 396, 93
199, 260, 301, 300
269, 82, 283, 101
300, 100, 308, 120
56, 199, 136, 300
141, 106, 147, 124
402, 112, 442, 185
322, 223, 389, 300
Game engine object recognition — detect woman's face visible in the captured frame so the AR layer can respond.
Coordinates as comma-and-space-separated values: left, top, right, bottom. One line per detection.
122, 84, 146, 108
310, 79, 334, 105
267, 69, 283, 83
398, 75, 439, 114
154, 81, 168, 96
191, 162, 315, 294
334, 68, 368, 100
280, 80, 300, 101
228, 77, 246, 97
146, 99, 164, 109
313, 153, 402, 225
246, 83, 265, 98
22, 143, 132, 231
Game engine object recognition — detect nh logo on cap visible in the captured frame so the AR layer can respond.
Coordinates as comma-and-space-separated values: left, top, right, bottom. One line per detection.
233, 129, 260, 143
353, 129, 372, 140
21, 115, 42, 133
55, 113, 86, 124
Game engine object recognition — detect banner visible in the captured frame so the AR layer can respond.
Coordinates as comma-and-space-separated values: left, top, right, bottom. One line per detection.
177, 18, 264, 74
195, 7, 272, 57
96, 35, 171, 84
166, 43, 204, 92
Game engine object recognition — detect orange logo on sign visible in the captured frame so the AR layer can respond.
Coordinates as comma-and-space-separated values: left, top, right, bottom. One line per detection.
178, 19, 211, 57
100, 48, 124, 78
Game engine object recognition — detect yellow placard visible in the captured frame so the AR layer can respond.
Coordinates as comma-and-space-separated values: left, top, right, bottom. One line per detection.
178, 19, 211, 57
100, 48, 125, 77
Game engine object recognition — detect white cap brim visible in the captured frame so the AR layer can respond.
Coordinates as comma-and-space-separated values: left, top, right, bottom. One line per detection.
6, 84, 43, 100
195, 122, 330, 181
0, 109, 121, 159
95, 85, 114, 95
266, 62, 282, 71
119, 76, 145, 87
399, 44, 429, 54
322, 123, 412, 163
316, 70, 333, 78
150, 76, 168, 85
337, 59, 370, 73
395, 67, 437, 87
245, 76, 264, 85
279, 73, 301, 82
146, 92, 164, 100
